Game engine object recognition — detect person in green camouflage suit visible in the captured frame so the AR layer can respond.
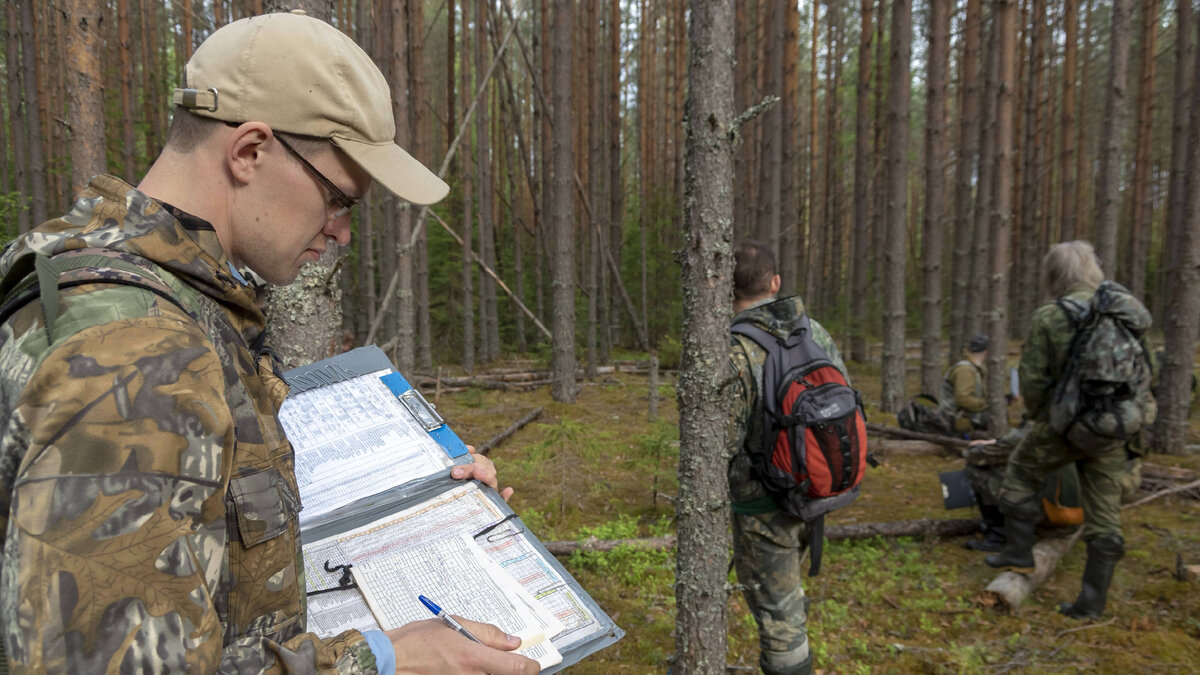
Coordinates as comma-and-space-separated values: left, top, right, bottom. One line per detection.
984, 241, 1155, 621
0, 13, 534, 675
727, 240, 847, 675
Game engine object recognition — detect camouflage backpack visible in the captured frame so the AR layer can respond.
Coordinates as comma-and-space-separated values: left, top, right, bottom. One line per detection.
1049, 281, 1154, 452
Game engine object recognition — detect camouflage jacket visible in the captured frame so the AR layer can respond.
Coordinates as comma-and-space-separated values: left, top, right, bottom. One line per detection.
727, 296, 847, 514
0, 176, 376, 673
940, 355, 988, 430
1020, 283, 1155, 426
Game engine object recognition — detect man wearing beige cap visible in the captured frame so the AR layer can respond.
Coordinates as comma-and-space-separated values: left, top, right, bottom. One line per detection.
0, 11, 535, 674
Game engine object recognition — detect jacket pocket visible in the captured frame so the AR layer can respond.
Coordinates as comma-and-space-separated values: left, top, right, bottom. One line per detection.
228, 466, 301, 547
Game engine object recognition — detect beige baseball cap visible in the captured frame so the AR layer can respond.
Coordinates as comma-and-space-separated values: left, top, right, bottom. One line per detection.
173, 10, 448, 205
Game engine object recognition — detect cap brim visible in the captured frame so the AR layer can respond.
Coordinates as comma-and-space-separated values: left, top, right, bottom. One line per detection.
332, 136, 449, 205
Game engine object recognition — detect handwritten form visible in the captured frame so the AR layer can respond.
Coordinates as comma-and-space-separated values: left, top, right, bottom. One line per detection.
286, 368, 609, 669
279, 369, 452, 527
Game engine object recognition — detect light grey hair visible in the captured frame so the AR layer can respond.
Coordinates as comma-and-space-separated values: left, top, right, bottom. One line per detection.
1041, 240, 1105, 299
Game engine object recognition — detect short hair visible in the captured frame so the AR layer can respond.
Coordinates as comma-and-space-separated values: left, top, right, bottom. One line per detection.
967, 333, 990, 353
165, 108, 330, 158
733, 239, 777, 300
1041, 240, 1105, 299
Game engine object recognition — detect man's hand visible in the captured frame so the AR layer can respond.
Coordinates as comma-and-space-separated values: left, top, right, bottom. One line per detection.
387, 618, 539, 675
451, 445, 515, 502
968, 439, 998, 447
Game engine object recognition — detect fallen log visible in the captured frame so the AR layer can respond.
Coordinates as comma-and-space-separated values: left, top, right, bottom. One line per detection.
982, 528, 1084, 611
865, 423, 970, 450
868, 438, 960, 458
477, 407, 544, 456
540, 518, 982, 556
981, 474, 1199, 610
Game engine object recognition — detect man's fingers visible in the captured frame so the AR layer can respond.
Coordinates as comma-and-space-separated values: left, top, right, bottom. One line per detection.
455, 616, 521, 651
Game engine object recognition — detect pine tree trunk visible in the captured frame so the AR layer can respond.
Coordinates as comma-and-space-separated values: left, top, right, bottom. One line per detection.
393, 0, 415, 374
781, 1, 802, 292
476, 0, 499, 365
117, 0, 135, 184
1124, 0, 1158, 298
969, 10, 997, 343
987, 0, 1016, 439
410, 0, 432, 372
20, 0, 47, 228
1059, 0, 1079, 241
462, 0, 477, 373
1093, 0, 1133, 271
806, 3, 824, 308
675, 1, 734, 670
850, 0, 874, 363
1162, 0, 1194, 286
64, 0, 105, 196
950, 0, 983, 359
1152, 9, 1200, 455
1075, 0, 1096, 240
550, 0, 577, 403
1013, 0, 1045, 339
609, 0, 624, 352
6, 2, 30, 234
880, 0, 912, 413
921, 0, 949, 397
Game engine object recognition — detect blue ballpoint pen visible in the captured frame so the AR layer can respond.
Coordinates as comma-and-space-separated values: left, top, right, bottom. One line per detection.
418, 594, 484, 644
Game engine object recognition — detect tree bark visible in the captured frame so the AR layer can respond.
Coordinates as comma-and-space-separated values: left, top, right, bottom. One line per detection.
6, 2, 30, 234
1059, 0, 1079, 241
20, 0, 47, 228
1124, 0, 1159, 298
675, 1, 735, 671
1152, 11, 1200, 455
392, 0, 414, 374
476, 0, 499, 365
117, 0, 136, 184
849, 0, 874, 364
950, 0, 983, 360
550, 0, 577, 403
986, 0, 1016, 440
921, 0, 950, 397
880, 0, 912, 413
1013, 0, 1045, 341
65, 0, 105, 196
1093, 0, 1133, 271
462, 0, 477, 374
968, 9, 997, 344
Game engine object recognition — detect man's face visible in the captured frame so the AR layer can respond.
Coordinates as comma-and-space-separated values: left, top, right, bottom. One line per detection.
234, 136, 371, 285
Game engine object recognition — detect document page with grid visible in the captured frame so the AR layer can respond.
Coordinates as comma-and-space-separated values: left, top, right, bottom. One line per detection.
283, 346, 623, 673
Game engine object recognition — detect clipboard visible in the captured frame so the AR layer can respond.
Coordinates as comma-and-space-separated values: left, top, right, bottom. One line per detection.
281, 346, 623, 672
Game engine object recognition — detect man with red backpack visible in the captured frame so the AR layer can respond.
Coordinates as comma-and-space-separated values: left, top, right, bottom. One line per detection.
727, 240, 864, 675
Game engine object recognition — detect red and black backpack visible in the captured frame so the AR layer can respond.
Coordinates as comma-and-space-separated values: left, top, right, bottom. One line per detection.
732, 314, 870, 575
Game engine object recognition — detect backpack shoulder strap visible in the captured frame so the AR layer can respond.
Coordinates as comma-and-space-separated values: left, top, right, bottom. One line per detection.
0, 249, 198, 344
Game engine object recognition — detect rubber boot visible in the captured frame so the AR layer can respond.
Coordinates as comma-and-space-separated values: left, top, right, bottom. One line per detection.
984, 515, 1037, 571
1059, 535, 1124, 620
965, 504, 1006, 552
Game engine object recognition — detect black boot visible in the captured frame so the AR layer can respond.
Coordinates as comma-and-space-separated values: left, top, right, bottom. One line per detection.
965, 504, 1007, 552
1059, 535, 1124, 620
984, 515, 1037, 571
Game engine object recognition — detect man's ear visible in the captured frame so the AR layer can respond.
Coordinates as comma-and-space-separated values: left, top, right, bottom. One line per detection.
226, 122, 272, 186
769, 274, 781, 295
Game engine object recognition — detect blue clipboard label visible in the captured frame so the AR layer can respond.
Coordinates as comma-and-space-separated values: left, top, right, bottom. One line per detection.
379, 373, 470, 459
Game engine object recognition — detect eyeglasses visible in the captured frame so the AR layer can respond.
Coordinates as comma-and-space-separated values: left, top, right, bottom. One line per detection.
274, 133, 357, 219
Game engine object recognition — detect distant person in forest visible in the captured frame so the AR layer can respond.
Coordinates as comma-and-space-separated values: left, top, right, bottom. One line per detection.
983, 240, 1155, 621
0, 12, 534, 674
727, 239, 848, 675
940, 333, 992, 436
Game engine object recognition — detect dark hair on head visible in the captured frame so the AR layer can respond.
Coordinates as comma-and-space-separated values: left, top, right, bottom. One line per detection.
733, 239, 777, 300
967, 333, 990, 354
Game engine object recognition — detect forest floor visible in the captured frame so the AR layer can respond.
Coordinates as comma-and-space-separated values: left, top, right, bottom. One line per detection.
433, 351, 1200, 674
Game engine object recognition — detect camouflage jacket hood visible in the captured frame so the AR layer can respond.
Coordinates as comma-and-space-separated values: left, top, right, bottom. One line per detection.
732, 295, 811, 343
0, 174, 264, 341
0, 176, 376, 673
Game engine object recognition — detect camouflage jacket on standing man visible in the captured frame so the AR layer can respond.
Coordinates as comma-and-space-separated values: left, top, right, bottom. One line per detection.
727, 295, 848, 515
0, 175, 376, 673
940, 355, 988, 432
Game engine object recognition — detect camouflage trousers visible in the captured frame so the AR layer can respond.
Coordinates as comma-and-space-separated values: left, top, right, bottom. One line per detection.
732, 510, 811, 674
996, 422, 1131, 541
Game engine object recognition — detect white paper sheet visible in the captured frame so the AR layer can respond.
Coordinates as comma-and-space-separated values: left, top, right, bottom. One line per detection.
279, 369, 453, 526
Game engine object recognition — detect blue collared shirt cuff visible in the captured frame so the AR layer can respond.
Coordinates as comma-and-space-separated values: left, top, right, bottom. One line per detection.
363, 630, 396, 675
